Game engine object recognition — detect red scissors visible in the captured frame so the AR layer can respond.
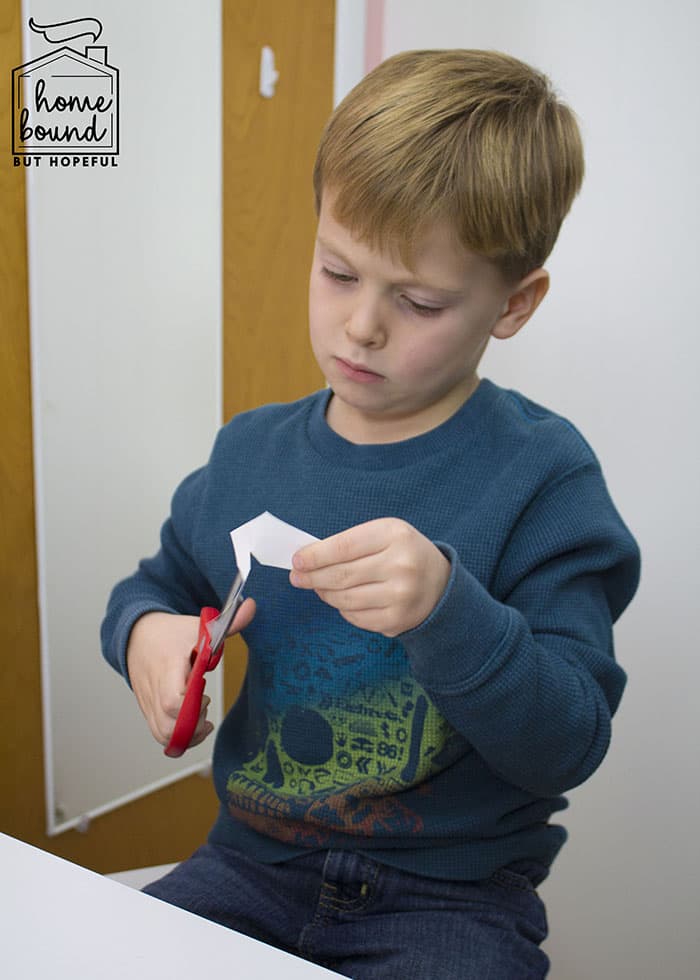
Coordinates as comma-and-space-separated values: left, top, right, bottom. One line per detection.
164, 571, 244, 758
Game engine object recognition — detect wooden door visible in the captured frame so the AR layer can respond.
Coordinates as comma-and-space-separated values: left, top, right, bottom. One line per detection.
0, 0, 333, 873
222, 0, 330, 708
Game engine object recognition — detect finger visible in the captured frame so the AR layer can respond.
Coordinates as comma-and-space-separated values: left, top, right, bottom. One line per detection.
160, 686, 185, 721
190, 691, 214, 744
292, 519, 390, 572
314, 582, 389, 613
191, 713, 213, 744
133, 690, 171, 746
291, 550, 385, 591
226, 596, 256, 636
152, 711, 176, 746
156, 691, 210, 749
189, 721, 215, 748
157, 666, 195, 730
147, 717, 169, 746
155, 698, 181, 740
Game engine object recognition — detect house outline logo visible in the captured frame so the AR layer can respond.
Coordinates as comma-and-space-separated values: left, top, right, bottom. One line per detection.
12, 17, 119, 160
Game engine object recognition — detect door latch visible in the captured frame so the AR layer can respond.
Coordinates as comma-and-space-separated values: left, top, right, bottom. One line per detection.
260, 46, 279, 99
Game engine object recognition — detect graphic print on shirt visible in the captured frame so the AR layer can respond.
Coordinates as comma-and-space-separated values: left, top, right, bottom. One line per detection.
224, 584, 463, 846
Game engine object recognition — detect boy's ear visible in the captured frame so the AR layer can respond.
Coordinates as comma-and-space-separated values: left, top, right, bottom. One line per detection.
491, 268, 550, 340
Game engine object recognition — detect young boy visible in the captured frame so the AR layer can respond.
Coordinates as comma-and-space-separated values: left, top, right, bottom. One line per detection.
102, 50, 640, 978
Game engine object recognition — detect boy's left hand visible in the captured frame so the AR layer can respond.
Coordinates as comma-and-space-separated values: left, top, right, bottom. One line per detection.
290, 518, 450, 637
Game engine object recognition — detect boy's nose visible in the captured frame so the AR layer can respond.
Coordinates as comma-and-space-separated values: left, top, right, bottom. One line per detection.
344, 295, 386, 348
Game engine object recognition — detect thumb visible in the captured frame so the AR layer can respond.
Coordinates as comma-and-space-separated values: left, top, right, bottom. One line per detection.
226, 596, 256, 636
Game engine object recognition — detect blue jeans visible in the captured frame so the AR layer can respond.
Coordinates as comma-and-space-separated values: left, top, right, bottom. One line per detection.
142, 844, 549, 978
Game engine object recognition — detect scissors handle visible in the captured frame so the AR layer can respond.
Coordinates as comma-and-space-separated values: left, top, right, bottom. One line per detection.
164, 607, 219, 758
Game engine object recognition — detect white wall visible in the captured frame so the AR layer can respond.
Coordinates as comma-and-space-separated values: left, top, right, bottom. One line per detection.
334, 0, 367, 105
375, 2, 699, 976
26, 0, 223, 832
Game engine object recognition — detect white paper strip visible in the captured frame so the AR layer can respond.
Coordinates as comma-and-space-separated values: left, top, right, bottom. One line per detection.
230, 512, 319, 583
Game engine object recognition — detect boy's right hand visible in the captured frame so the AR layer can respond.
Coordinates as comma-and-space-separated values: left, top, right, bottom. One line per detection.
126, 601, 255, 749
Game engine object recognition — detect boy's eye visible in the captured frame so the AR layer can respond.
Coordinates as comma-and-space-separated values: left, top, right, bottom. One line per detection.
322, 266, 356, 284
321, 266, 443, 317
404, 296, 443, 317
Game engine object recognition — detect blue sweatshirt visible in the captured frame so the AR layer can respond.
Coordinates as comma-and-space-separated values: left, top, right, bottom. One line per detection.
102, 379, 640, 880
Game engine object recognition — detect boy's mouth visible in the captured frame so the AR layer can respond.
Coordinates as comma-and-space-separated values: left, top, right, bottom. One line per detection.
335, 356, 385, 383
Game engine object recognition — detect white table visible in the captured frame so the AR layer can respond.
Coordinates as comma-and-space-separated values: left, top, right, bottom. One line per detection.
1, 833, 340, 978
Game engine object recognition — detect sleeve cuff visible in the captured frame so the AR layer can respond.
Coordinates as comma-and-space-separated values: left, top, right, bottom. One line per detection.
400, 542, 513, 693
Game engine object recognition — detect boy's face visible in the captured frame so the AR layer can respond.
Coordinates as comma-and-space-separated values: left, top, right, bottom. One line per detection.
308, 190, 520, 444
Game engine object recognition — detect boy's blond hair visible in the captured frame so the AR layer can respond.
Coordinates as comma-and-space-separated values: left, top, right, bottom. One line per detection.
313, 49, 584, 280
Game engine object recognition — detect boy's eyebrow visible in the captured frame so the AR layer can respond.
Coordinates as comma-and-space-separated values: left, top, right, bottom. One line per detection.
316, 236, 466, 297
316, 235, 363, 270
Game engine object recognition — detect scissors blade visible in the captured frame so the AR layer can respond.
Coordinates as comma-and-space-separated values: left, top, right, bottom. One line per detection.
206, 570, 244, 656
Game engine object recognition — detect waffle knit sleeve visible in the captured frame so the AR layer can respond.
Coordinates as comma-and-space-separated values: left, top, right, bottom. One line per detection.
400, 462, 640, 797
